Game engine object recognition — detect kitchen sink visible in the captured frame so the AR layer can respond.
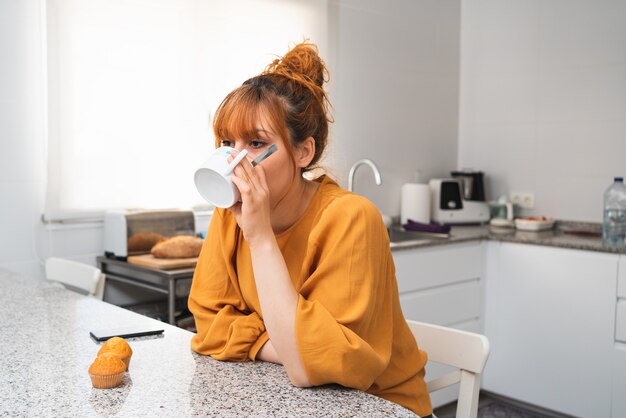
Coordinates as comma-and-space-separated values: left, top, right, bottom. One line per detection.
387, 227, 448, 248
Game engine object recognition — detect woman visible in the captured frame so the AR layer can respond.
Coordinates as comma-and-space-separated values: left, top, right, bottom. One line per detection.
188, 42, 433, 417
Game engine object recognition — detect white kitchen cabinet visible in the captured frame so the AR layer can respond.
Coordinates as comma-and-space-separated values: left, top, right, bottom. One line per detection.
613, 256, 626, 418
394, 241, 485, 328
483, 242, 618, 417
616, 301, 626, 343
392, 241, 485, 408
613, 343, 626, 418
616, 256, 626, 344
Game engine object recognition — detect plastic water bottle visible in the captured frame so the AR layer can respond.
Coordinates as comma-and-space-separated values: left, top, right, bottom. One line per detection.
603, 177, 626, 246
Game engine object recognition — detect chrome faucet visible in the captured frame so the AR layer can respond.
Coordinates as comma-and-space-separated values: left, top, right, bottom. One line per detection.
348, 159, 382, 192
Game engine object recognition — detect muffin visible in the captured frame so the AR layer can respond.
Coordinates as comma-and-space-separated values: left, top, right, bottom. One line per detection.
88, 352, 126, 389
98, 337, 133, 370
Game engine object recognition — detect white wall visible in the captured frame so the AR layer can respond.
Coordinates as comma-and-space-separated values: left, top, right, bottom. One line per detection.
0, 0, 148, 279
459, 0, 626, 222
327, 0, 461, 217
0, 0, 48, 277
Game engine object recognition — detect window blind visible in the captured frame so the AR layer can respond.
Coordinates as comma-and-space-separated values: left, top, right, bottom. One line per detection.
44, 0, 328, 221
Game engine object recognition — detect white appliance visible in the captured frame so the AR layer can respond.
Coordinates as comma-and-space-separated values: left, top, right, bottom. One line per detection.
103, 209, 195, 259
429, 179, 490, 224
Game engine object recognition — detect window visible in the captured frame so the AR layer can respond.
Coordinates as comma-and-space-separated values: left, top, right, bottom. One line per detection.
44, 0, 328, 221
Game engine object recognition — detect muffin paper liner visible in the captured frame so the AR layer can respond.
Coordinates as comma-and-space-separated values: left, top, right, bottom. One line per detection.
89, 371, 125, 389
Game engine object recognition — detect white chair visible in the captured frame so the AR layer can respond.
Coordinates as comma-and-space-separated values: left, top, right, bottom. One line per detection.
407, 320, 490, 418
45, 257, 106, 300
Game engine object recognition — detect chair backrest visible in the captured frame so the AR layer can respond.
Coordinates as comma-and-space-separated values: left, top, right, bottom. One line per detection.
407, 320, 490, 418
45, 257, 106, 300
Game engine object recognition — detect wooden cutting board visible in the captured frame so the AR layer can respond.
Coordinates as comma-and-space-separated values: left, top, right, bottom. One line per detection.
127, 254, 198, 270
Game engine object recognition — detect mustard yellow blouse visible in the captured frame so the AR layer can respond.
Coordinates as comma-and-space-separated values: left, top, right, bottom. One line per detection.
188, 176, 432, 416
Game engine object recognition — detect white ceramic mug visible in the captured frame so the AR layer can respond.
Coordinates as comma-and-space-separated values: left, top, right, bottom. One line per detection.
194, 147, 249, 208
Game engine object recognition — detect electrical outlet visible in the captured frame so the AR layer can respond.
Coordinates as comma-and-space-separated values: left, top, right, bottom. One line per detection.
510, 191, 535, 209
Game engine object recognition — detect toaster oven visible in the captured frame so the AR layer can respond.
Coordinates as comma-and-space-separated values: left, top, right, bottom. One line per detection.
103, 209, 196, 259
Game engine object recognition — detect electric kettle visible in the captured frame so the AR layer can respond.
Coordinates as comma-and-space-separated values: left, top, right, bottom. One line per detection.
489, 196, 514, 228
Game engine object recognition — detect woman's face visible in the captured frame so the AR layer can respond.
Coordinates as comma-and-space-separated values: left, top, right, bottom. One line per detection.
219, 110, 296, 209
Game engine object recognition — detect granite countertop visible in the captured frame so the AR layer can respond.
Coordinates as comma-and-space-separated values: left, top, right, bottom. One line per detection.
390, 220, 626, 255
0, 269, 417, 417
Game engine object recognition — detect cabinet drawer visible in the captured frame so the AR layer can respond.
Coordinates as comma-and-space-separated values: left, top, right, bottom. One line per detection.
399, 279, 481, 326
393, 242, 483, 294
619, 256, 626, 298
617, 301, 626, 343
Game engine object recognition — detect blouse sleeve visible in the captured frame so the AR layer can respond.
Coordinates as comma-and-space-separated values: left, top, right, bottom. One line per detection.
295, 196, 396, 390
188, 209, 269, 361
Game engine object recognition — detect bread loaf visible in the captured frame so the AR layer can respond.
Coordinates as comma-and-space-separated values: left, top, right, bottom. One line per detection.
151, 235, 203, 258
127, 232, 166, 253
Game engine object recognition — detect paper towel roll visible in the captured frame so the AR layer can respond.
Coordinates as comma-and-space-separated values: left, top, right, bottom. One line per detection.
401, 183, 431, 224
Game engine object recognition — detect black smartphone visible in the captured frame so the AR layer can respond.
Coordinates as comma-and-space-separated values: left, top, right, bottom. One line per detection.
89, 325, 164, 342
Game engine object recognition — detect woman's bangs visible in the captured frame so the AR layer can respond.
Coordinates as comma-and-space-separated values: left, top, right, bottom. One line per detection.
214, 92, 262, 146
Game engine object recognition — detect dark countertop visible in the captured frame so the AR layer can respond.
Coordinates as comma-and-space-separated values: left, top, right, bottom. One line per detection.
390, 221, 626, 255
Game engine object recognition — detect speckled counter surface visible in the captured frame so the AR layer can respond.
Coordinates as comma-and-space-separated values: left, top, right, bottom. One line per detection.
0, 270, 417, 417
390, 221, 626, 255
